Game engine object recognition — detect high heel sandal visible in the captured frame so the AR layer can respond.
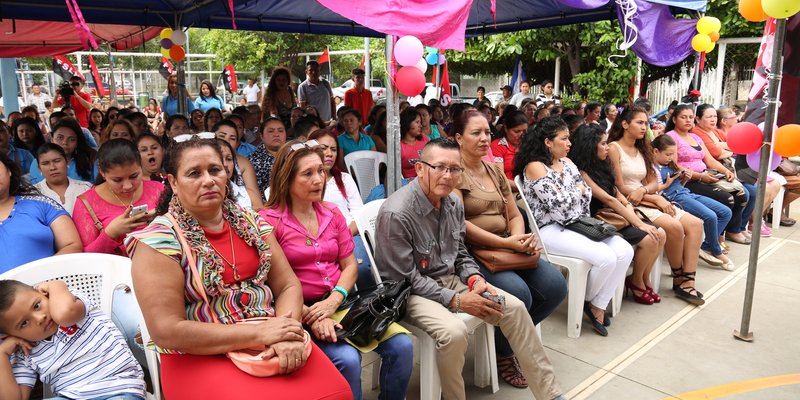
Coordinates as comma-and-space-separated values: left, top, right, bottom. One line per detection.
625, 276, 654, 305
671, 266, 705, 305
644, 285, 661, 303
583, 302, 608, 336
497, 355, 528, 388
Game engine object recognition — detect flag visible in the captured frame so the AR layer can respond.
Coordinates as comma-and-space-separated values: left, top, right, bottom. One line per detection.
159, 57, 174, 81
318, 47, 331, 77
744, 15, 800, 126
440, 61, 452, 106
221, 64, 238, 94
360, 53, 365, 70
510, 57, 526, 95
86, 55, 106, 97
52, 56, 84, 82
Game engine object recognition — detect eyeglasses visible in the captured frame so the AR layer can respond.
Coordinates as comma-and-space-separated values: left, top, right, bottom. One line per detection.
174, 132, 216, 143
418, 160, 464, 176
289, 139, 321, 152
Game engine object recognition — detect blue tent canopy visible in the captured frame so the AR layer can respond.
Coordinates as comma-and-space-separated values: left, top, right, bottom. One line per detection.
0, 0, 617, 38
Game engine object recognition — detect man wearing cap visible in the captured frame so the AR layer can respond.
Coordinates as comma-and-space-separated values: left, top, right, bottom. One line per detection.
501, 85, 513, 103
54, 76, 93, 128
344, 68, 373, 122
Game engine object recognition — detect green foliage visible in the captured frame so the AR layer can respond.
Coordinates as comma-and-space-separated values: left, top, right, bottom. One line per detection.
193, 30, 385, 85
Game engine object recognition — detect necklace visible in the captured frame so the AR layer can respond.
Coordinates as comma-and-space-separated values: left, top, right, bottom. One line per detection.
206, 221, 241, 280
109, 188, 133, 208
295, 211, 318, 245
465, 164, 487, 190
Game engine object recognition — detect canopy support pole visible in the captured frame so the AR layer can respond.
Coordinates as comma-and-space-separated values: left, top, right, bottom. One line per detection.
734, 18, 787, 343
1, 59, 20, 114
385, 34, 401, 195
107, 47, 118, 105
554, 58, 561, 96
364, 37, 371, 84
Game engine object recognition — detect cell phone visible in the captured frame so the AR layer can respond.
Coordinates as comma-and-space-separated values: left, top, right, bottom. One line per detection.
130, 204, 148, 217
480, 292, 506, 310
669, 171, 681, 178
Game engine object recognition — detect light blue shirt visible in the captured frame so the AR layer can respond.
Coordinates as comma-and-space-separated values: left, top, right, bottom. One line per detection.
237, 142, 257, 157
194, 96, 225, 113
337, 131, 376, 158
7, 144, 35, 173
161, 94, 196, 117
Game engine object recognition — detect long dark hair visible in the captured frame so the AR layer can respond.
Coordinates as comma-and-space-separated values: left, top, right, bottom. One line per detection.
308, 129, 347, 201
0, 152, 39, 197
512, 116, 568, 179
94, 139, 141, 185
400, 107, 421, 140
500, 111, 528, 138
12, 117, 45, 153
262, 67, 294, 115
651, 134, 681, 172
608, 106, 656, 181
215, 138, 240, 184
199, 80, 218, 99
569, 124, 615, 192
50, 118, 96, 181
88, 108, 104, 132
694, 103, 715, 127
665, 104, 694, 132
156, 137, 229, 215
204, 108, 223, 131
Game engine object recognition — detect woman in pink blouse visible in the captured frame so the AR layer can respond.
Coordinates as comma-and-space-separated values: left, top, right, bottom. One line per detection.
72, 139, 164, 255
259, 139, 412, 400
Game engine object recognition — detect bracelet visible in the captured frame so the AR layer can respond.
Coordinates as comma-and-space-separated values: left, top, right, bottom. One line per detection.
452, 293, 461, 313
332, 286, 348, 299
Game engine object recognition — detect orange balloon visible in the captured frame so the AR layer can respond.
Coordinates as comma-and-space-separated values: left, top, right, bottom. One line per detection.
169, 45, 185, 62
774, 124, 800, 157
709, 32, 720, 42
739, 0, 768, 22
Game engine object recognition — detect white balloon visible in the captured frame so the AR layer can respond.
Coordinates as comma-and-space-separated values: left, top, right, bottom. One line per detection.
414, 58, 428, 74
171, 30, 187, 46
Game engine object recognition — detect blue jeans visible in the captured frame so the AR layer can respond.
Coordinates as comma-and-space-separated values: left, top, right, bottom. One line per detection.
314, 334, 413, 400
111, 289, 147, 371
477, 258, 567, 358
353, 235, 376, 289
738, 183, 758, 232
48, 395, 144, 400
672, 191, 732, 256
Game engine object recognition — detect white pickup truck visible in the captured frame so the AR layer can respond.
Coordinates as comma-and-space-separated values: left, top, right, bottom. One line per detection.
332, 79, 385, 102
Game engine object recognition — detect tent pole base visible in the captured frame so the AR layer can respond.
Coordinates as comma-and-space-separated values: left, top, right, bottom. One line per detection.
733, 329, 754, 342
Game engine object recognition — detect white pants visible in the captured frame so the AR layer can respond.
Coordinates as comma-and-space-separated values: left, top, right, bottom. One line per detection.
540, 224, 633, 309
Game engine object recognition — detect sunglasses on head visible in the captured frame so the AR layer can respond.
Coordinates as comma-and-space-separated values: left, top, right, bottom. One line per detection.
288, 139, 321, 153
173, 132, 216, 143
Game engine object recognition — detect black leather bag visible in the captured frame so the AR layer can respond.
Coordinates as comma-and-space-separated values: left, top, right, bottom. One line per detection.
335, 279, 412, 347
564, 216, 618, 241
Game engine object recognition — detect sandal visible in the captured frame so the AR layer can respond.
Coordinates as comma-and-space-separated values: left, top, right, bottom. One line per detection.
671, 266, 705, 306
719, 241, 731, 254
498, 355, 528, 388
725, 232, 752, 245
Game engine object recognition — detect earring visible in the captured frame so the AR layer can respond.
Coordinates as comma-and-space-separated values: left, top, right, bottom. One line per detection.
224, 184, 231, 198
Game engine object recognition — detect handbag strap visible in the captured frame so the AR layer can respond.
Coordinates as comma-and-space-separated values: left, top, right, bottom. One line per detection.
78, 194, 104, 231
165, 213, 221, 324
480, 161, 512, 234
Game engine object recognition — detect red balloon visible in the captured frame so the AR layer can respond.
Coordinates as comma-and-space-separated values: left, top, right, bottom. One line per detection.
727, 122, 763, 155
395, 67, 426, 97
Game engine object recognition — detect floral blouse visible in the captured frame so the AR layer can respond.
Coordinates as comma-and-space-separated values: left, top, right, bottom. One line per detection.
247, 144, 276, 198
522, 159, 591, 227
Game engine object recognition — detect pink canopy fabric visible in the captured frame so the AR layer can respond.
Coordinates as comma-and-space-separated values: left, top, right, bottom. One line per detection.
0, 20, 161, 57
316, 0, 476, 51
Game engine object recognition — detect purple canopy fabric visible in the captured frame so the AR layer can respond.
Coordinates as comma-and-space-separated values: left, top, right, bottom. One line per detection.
558, 0, 699, 66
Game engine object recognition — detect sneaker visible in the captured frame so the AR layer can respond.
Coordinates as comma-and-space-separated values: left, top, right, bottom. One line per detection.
748, 220, 772, 237
699, 250, 724, 267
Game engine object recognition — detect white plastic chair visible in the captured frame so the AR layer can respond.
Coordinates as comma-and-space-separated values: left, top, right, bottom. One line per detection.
353, 200, 500, 399
344, 150, 387, 202
0, 253, 161, 400
515, 175, 628, 338
768, 186, 785, 232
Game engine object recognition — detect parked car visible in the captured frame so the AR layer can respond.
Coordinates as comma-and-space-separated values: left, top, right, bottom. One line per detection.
484, 91, 505, 107
86, 81, 133, 98
332, 79, 385, 102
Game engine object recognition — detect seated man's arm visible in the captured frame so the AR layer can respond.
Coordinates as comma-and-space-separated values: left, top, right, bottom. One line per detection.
375, 211, 456, 308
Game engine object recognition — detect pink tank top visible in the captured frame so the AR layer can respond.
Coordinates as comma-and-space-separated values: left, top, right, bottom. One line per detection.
666, 130, 707, 173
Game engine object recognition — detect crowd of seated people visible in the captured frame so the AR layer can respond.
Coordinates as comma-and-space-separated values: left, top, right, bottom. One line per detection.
3, 68, 800, 400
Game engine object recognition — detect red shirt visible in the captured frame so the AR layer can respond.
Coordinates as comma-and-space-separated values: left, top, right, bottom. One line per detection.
58, 91, 92, 127
203, 221, 260, 285
490, 137, 517, 179
344, 87, 374, 123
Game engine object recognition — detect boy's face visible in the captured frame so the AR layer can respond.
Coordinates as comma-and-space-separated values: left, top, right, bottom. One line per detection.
1, 288, 58, 342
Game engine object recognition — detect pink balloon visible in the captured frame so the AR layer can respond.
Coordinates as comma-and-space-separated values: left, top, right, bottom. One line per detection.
746, 149, 781, 172
395, 36, 424, 67
413, 58, 428, 74
395, 67, 426, 97
727, 122, 763, 154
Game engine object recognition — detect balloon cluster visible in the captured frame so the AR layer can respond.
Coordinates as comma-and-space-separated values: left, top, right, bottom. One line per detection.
727, 122, 800, 171
739, 0, 800, 21
393, 36, 429, 97
691, 16, 721, 53
160, 28, 187, 62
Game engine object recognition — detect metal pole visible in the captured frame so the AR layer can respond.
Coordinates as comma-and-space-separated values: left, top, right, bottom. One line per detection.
553, 58, 561, 96
1, 59, 20, 114
108, 48, 118, 104
713, 42, 727, 106
734, 18, 787, 342
635, 57, 643, 99
364, 37, 371, 84
385, 34, 401, 195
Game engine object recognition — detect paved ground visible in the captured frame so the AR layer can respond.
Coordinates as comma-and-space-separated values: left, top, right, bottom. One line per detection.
361, 208, 800, 399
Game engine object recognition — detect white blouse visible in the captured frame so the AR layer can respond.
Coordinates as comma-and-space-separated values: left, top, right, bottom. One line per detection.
34, 178, 93, 215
